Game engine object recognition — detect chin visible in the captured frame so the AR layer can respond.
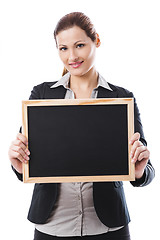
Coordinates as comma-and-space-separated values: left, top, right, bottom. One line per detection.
69, 69, 90, 77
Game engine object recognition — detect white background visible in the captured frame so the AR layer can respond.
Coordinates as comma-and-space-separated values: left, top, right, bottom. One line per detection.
0, 0, 160, 239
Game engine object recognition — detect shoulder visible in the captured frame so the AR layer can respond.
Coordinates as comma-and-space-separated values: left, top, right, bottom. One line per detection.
34, 81, 58, 90
108, 82, 134, 98
29, 81, 58, 100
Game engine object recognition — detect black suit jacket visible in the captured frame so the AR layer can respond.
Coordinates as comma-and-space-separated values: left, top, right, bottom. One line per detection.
13, 81, 155, 228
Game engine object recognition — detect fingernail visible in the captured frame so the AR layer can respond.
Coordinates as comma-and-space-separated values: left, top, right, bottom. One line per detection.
25, 155, 30, 160
25, 149, 30, 155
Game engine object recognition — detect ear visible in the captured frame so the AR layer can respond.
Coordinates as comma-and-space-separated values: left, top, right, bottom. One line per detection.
96, 33, 101, 48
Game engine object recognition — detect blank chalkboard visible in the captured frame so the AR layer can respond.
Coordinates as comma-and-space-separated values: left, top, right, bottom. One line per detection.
22, 98, 135, 183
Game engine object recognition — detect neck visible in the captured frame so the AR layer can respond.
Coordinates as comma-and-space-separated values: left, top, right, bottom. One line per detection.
69, 67, 98, 91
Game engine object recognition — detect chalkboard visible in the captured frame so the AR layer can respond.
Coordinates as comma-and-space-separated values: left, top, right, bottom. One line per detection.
22, 98, 135, 183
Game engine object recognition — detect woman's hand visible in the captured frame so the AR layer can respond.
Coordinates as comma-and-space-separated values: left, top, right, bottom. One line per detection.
130, 132, 150, 179
8, 133, 30, 174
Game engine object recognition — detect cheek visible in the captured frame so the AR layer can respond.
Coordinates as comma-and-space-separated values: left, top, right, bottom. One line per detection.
84, 47, 96, 63
58, 52, 67, 64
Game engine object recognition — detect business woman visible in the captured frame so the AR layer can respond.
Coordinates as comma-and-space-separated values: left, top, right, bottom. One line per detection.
8, 12, 155, 240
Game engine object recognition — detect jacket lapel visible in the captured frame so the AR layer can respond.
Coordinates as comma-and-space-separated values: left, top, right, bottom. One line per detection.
46, 84, 67, 99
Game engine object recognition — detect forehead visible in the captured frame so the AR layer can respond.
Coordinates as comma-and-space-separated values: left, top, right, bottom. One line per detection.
56, 26, 91, 45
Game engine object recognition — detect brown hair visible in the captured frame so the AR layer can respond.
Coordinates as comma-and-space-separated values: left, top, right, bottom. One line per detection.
54, 12, 97, 76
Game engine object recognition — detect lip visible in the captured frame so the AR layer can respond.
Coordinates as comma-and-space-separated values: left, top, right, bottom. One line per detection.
69, 61, 84, 69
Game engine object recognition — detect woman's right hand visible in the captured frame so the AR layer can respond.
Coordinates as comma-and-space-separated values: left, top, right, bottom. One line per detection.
8, 133, 30, 174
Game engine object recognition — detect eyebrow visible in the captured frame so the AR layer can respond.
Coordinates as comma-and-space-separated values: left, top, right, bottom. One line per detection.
58, 40, 85, 47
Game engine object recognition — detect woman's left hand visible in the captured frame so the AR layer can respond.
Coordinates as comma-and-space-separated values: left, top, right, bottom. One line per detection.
130, 132, 150, 179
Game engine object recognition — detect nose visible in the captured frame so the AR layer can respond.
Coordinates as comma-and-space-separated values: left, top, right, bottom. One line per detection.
68, 49, 78, 62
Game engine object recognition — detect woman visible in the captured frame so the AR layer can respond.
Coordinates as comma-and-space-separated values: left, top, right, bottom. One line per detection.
8, 12, 155, 240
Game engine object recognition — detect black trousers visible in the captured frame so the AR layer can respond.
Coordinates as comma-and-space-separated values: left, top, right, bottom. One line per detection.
34, 225, 131, 240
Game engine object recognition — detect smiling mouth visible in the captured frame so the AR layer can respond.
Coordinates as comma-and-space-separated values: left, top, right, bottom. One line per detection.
69, 61, 84, 68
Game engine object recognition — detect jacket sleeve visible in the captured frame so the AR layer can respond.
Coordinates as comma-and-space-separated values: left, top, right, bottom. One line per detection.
130, 160, 155, 187
128, 92, 155, 187
12, 165, 23, 181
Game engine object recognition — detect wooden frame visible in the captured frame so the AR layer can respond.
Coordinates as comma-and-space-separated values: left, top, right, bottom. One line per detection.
22, 98, 135, 183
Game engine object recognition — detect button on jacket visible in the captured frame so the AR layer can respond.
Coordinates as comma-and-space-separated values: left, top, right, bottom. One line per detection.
12, 73, 155, 228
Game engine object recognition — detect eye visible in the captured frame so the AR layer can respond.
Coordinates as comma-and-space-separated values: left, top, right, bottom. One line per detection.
76, 43, 85, 48
59, 47, 67, 51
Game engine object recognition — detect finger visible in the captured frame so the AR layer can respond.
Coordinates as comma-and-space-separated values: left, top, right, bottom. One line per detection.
130, 132, 140, 145
130, 140, 143, 159
11, 145, 30, 161
16, 133, 28, 145
132, 145, 147, 163
137, 149, 150, 162
12, 139, 30, 155
9, 149, 28, 164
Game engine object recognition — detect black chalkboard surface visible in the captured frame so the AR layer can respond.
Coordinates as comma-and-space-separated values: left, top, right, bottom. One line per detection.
22, 98, 135, 183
